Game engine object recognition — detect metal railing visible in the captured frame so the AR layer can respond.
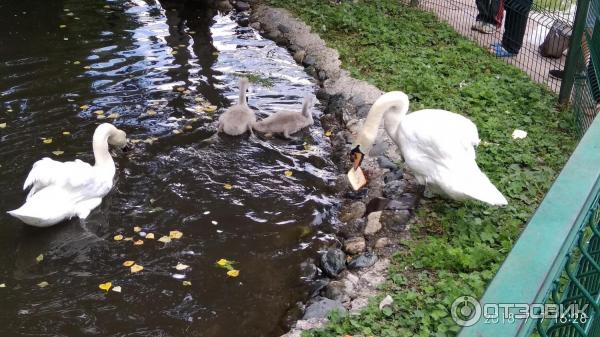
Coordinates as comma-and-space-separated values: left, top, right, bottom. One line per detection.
456, 96, 600, 337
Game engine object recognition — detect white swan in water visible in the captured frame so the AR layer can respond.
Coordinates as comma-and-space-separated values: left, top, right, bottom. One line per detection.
350, 91, 507, 206
8, 123, 129, 227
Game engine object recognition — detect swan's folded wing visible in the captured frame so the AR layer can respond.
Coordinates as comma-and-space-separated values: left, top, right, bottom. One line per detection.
24, 158, 94, 196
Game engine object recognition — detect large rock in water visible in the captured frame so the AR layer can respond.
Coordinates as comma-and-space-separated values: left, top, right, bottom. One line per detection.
303, 297, 348, 319
320, 248, 346, 278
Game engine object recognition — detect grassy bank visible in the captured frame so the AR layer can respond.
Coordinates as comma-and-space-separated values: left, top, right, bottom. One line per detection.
267, 0, 577, 336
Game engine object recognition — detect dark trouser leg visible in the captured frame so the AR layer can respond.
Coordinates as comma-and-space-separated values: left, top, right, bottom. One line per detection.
501, 0, 533, 54
476, 0, 502, 25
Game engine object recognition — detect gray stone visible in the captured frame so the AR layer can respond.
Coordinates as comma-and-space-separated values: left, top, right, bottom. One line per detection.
300, 259, 319, 279
238, 16, 250, 27
379, 295, 393, 310
339, 201, 365, 223
348, 252, 378, 269
377, 156, 397, 170
374, 237, 391, 248
343, 237, 366, 254
383, 180, 408, 200
318, 70, 328, 81
381, 210, 411, 232
338, 218, 365, 239
322, 281, 350, 302
320, 248, 346, 278
234, 1, 250, 11
303, 297, 347, 319
364, 211, 382, 235
293, 50, 306, 64
383, 170, 403, 183
249, 22, 261, 30
303, 55, 317, 67
277, 23, 291, 34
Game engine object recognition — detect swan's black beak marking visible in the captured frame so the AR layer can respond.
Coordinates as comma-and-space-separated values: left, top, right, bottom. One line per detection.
350, 145, 364, 170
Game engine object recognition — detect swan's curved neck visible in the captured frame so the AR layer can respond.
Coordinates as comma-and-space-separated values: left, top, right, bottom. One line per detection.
353, 91, 410, 153
92, 125, 116, 168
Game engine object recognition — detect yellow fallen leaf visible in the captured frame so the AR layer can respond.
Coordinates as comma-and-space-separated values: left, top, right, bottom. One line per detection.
73, 61, 80, 65
216, 259, 229, 266
171, 50, 178, 55
172, 129, 182, 134
79, 104, 89, 110
122, 260, 135, 267
146, 110, 157, 116
113, 234, 124, 241
62, 131, 71, 135
83, 65, 91, 70
178, 44, 186, 48
123, 237, 133, 241
0, 123, 6, 129
130, 264, 144, 273
227, 269, 240, 277
112, 286, 122, 293
182, 281, 192, 286
176, 87, 185, 92
284, 170, 293, 177
145, 233, 155, 240
184, 125, 193, 130
188, 31, 196, 34
325, 130, 332, 137
43, 138, 53, 144
93, 110, 104, 115
194, 97, 204, 102
36, 254, 44, 263
37, 281, 49, 288
98, 282, 112, 292
0, 283, 5, 288
169, 230, 183, 239
107, 113, 120, 119
133, 226, 141, 233
303, 143, 312, 151
223, 184, 233, 190
52, 151, 64, 156
59, 24, 66, 28
203, 105, 217, 113
104, 5, 110, 8
133, 240, 144, 246
158, 236, 171, 243
174, 263, 189, 271
96, 115, 106, 120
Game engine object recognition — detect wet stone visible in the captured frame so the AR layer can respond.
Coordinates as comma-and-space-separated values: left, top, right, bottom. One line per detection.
277, 23, 290, 34
348, 252, 378, 270
300, 259, 319, 279
343, 237, 366, 254
303, 297, 348, 319
377, 156, 397, 170
293, 50, 306, 64
344, 188, 369, 200
364, 211, 382, 235
383, 170, 403, 183
234, 1, 250, 11
365, 197, 389, 215
238, 16, 250, 27
303, 55, 317, 67
339, 201, 365, 223
374, 237, 391, 248
320, 248, 346, 278
322, 281, 350, 302
381, 210, 411, 232
338, 218, 365, 239
386, 193, 418, 211
383, 180, 408, 200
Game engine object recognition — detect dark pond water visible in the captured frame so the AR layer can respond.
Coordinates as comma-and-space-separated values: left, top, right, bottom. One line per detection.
0, 1, 339, 336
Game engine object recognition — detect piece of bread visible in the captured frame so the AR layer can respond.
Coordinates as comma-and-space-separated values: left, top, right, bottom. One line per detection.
347, 167, 367, 191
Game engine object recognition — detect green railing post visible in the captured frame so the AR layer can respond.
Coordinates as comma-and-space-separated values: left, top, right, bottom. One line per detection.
559, 0, 591, 104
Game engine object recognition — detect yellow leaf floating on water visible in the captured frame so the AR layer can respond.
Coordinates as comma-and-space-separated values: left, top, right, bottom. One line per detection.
133, 226, 141, 233
113, 234, 124, 241
184, 125, 193, 130
172, 129, 182, 135
284, 170, 293, 177
42, 138, 53, 144
146, 233, 155, 240
52, 151, 64, 156
130, 264, 144, 273
0, 123, 6, 129
216, 259, 229, 267
107, 113, 120, 119
93, 110, 104, 115
174, 263, 189, 271
97, 115, 106, 120
146, 110, 157, 116
62, 131, 71, 135
123, 237, 133, 241
83, 66, 91, 70
73, 61, 80, 65
36, 254, 44, 263
182, 281, 192, 286
158, 236, 171, 243
122, 260, 135, 267
227, 270, 240, 277
194, 97, 204, 102
0, 283, 6, 288
325, 130, 332, 137
169, 230, 183, 239
223, 184, 233, 190
203, 105, 217, 113
112, 286, 122, 293
133, 240, 144, 246
59, 24, 66, 28
37, 281, 49, 288
98, 282, 112, 292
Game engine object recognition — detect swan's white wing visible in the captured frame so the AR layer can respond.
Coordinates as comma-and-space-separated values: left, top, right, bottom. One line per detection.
24, 158, 95, 198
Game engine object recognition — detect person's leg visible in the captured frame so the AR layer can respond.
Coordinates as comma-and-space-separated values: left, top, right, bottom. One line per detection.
501, 0, 533, 54
475, 0, 499, 24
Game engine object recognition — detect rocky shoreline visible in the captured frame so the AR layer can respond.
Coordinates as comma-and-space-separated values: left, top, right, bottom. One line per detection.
223, 1, 423, 335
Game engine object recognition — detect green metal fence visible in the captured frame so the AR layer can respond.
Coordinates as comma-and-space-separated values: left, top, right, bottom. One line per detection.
457, 106, 600, 337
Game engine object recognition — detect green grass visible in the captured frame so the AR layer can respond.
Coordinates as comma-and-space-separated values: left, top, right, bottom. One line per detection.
267, 0, 577, 336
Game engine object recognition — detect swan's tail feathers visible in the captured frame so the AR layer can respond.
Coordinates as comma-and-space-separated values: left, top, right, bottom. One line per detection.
7, 207, 51, 227
238, 77, 250, 106
460, 171, 508, 206
301, 96, 314, 118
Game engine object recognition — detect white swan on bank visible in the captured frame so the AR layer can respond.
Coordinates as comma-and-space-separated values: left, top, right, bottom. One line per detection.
350, 91, 508, 206
8, 123, 129, 227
